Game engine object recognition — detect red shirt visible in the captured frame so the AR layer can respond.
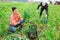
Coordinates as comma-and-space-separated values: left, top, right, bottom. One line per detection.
10, 13, 23, 26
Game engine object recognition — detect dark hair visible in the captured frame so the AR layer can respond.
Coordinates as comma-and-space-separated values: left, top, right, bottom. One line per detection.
12, 7, 17, 11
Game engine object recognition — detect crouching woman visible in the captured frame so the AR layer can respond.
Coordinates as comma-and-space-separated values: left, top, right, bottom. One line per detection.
10, 7, 24, 33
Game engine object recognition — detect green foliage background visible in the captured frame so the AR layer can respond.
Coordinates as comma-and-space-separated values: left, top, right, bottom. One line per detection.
0, 2, 60, 40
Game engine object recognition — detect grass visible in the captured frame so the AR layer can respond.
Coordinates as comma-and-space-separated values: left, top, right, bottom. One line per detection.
0, 2, 60, 40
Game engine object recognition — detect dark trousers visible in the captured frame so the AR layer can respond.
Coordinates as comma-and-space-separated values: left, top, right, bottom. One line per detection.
40, 7, 48, 18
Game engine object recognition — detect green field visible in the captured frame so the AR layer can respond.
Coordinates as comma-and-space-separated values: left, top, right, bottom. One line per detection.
0, 2, 60, 40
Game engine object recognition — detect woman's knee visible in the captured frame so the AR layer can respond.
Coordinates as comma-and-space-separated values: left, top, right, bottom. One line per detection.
20, 20, 24, 24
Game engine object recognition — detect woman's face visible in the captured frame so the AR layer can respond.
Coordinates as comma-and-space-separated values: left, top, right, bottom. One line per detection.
13, 9, 19, 13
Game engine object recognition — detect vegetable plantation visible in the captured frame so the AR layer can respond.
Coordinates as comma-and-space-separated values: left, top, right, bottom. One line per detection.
0, 2, 60, 40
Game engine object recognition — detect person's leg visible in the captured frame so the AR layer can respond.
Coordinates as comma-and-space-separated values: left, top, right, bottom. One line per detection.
10, 25, 16, 33
40, 8, 44, 18
40, 8, 44, 22
20, 20, 24, 24
16, 20, 24, 30
20, 20, 24, 29
15, 20, 24, 27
